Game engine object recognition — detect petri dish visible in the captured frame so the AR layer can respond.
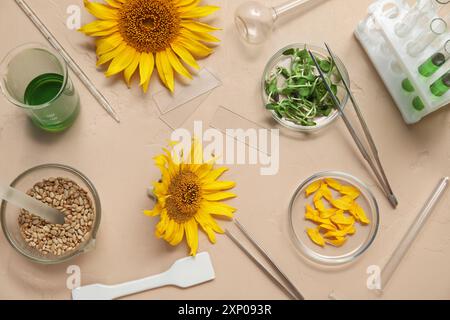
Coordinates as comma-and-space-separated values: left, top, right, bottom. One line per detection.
288, 171, 379, 265
261, 43, 350, 133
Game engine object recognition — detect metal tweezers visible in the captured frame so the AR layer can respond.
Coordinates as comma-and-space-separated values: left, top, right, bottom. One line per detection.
225, 219, 304, 300
308, 43, 398, 208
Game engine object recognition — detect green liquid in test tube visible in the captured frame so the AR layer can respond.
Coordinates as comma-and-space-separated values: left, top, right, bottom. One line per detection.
412, 96, 425, 111
430, 72, 450, 97
418, 40, 450, 77
402, 78, 415, 92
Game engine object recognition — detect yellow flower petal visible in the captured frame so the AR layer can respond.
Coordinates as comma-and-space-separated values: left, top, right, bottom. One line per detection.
105, 45, 136, 77
180, 21, 220, 33
179, 6, 220, 18
177, 36, 213, 58
139, 52, 155, 93
79, 20, 118, 36
166, 47, 192, 80
83, 0, 118, 20
203, 192, 236, 201
95, 32, 122, 56
203, 181, 236, 191
306, 180, 321, 197
185, 220, 199, 256
96, 42, 127, 66
124, 51, 141, 87
307, 228, 325, 247
201, 201, 236, 218
171, 42, 200, 70
156, 51, 174, 92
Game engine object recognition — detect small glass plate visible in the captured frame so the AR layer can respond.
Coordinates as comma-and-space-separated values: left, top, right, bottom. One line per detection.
289, 171, 379, 265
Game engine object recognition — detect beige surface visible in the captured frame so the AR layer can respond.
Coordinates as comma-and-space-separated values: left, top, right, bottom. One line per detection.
0, 0, 449, 300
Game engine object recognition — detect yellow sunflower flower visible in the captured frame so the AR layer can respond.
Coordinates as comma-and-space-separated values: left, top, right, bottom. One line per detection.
79, 0, 220, 92
145, 140, 236, 256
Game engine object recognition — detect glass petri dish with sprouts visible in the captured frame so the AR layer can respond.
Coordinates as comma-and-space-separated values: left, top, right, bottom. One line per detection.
262, 44, 350, 133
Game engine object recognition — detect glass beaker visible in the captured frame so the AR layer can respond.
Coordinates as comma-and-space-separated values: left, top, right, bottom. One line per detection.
0, 43, 80, 132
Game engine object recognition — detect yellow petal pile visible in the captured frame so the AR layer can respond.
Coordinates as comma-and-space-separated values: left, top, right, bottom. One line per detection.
79, 0, 220, 92
144, 139, 236, 256
305, 178, 370, 248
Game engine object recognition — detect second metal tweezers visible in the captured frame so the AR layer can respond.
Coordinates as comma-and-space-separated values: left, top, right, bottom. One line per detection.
308, 44, 398, 208
226, 219, 304, 300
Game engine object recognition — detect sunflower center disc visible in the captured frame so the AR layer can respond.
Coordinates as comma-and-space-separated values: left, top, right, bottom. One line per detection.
166, 170, 202, 223
118, 0, 181, 53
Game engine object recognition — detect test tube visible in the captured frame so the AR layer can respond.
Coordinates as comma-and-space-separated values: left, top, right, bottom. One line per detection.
395, 0, 444, 37
376, 177, 449, 295
407, 18, 448, 57
430, 70, 450, 96
418, 40, 450, 77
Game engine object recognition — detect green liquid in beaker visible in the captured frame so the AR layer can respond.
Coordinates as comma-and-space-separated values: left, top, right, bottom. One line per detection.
430, 72, 450, 97
402, 78, 415, 92
24, 73, 79, 132
24, 73, 63, 106
412, 97, 425, 111
418, 53, 446, 77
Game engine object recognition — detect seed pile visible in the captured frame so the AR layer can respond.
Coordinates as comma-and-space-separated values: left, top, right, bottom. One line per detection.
18, 177, 95, 256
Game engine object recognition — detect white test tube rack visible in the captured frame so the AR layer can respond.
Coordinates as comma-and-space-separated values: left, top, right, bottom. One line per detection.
355, 0, 450, 124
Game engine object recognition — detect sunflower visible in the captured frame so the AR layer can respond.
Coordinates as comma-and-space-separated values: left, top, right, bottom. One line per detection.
79, 0, 220, 92
145, 140, 236, 255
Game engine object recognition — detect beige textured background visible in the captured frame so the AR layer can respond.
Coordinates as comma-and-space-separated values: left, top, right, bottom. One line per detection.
0, 0, 449, 300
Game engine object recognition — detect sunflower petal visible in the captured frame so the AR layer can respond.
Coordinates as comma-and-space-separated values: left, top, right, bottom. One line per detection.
96, 42, 127, 66
203, 181, 236, 191
185, 220, 199, 256
124, 51, 141, 87
105, 45, 136, 77
202, 201, 236, 218
83, 0, 118, 20
177, 36, 213, 58
180, 21, 220, 33
79, 20, 118, 35
104, 0, 123, 9
166, 48, 192, 79
139, 52, 155, 93
203, 192, 236, 201
180, 28, 220, 43
171, 42, 200, 70
156, 51, 174, 92
180, 6, 219, 18
95, 32, 122, 56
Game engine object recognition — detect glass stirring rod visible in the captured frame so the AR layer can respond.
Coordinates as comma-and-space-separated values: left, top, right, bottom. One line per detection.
376, 177, 449, 295
15, 0, 120, 123
235, 0, 322, 44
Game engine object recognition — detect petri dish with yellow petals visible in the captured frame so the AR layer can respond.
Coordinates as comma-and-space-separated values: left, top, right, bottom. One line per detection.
288, 171, 379, 266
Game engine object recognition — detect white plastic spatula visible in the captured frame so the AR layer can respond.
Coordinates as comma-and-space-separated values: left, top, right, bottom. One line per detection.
72, 252, 215, 300
0, 181, 65, 225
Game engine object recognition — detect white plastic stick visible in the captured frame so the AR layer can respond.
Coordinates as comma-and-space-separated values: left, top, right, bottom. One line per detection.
0, 181, 65, 225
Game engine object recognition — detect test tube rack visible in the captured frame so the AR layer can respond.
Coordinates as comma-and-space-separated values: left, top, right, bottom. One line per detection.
355, 0, 450, 124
